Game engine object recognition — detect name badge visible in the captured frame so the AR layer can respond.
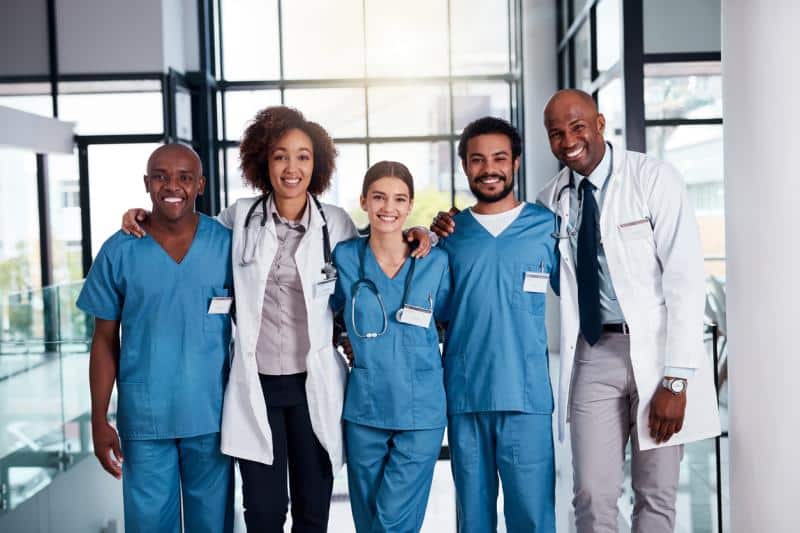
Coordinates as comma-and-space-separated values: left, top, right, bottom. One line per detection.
208, 296, 233, 314
396, 305, 432, 328
315, 277, 337, 298
523, 272, 549, 293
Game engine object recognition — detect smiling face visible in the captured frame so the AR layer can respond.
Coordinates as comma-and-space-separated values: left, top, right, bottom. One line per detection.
463, 133, 520, 204
544, 90, 607, 176
360, 176, 413, 235
144, 144, 205, 223
267, 127, 314, 201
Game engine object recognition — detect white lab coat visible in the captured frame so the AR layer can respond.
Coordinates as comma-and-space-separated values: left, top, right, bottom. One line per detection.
538, 144, 721, 450
218, 194, 358, 471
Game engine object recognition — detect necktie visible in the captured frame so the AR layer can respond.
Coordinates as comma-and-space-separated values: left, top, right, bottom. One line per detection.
577, 178, 602, 345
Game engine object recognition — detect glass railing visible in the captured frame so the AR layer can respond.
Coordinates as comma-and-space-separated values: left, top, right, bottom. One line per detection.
0, 281, 107, 513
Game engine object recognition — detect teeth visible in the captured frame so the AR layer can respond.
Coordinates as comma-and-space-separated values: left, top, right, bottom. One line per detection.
566, 147, 584, 158
378, 215, 397, 222
164, 198, 183, 203
282, 178, 301, 185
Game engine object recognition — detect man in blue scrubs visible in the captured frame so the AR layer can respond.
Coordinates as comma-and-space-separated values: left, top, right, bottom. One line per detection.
78, 144, 233, 533
433, 117, 557, 532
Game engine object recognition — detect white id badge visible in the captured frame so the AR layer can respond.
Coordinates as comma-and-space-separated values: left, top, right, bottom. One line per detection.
208, 296, 233, 314
523, 272, 549, 293
315, 277, 337, 298
396, 305, 432, 328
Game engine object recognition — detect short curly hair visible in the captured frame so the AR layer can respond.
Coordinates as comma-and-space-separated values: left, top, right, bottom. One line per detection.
239, 106, 337, 195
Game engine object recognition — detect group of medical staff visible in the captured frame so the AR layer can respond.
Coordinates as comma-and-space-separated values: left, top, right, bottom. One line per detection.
80, 87, 720, 533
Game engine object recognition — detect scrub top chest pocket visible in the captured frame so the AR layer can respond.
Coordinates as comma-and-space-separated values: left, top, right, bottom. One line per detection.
512, 262, 548, 316
205, 287, 232, 331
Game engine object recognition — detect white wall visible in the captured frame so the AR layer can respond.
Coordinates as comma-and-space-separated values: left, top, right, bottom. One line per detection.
723, 1, 800, 531
643, 0, 720, 54
55, 0, 198, 75
0, 0, 50, 77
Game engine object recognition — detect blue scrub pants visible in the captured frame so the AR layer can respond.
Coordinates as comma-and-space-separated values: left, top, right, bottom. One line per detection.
121, 432, 233, 533
345, 421, 445, 533
448, 412, 555, 533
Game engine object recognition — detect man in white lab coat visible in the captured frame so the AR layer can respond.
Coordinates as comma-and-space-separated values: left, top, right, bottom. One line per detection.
537, 89, 721, 532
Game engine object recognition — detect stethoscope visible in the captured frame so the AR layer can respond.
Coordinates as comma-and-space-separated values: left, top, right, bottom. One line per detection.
350, 238, 432, 339
240, 193, 337, 281
551, 143, 614, 242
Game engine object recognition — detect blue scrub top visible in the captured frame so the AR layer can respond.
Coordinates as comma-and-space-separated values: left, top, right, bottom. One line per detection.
331, 237, 451, 430
439, 203, 557, 415
77, 214, 233, 440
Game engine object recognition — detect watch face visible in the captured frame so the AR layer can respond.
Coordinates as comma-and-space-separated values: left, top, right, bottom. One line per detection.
670, 379, 686, 393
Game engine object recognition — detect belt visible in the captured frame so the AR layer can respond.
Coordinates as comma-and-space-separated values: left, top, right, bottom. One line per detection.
602, 322, 630, 335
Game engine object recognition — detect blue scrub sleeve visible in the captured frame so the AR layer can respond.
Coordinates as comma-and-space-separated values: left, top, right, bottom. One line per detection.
76, 244, 123, 321
434, 263, 453, 322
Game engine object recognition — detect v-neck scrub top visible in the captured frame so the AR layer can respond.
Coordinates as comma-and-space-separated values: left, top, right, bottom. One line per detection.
439, 203, 557, 415
77, 214, 233, 440
331, 238, 452, 430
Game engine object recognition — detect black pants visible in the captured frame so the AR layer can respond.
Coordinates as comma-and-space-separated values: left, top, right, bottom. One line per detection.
238, 372, 333, 533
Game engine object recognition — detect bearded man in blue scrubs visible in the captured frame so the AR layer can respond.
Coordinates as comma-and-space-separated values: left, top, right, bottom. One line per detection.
431, 117, 557, 532
78, 144, 234, 533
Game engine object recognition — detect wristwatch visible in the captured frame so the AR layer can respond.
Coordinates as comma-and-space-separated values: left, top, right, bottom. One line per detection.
661, 377, 687, 395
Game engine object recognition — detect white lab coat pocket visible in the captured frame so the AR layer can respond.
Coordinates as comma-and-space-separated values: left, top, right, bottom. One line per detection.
618, 218, 652, 241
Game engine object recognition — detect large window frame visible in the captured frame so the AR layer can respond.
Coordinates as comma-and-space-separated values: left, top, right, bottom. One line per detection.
214, 0, 526, 211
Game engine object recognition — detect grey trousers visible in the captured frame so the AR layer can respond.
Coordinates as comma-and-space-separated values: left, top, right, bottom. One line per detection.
569, 332, 683, 533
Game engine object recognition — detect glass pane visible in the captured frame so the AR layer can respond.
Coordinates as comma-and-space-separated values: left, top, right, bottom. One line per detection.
221, 0, 280, 80
368, 142, 452, 228
597, 77, 625, 149
0, 147, 42, 298
223, 90, 282, 140
644, 62, 722, 120
48, 151, 83, 284
451, 0, 510, 75
282, 0, 364, 79
596, 0, 621, 73
224, 146, 259, 206
0, 82, 52, 117
59, 81, 163, 135
320, 143, 368, 227
560, 49, 571, 88
87, 144, 159, 258
365, 0, 449, 77
368, 85, 450, 137
453, 82, 510, 133
284, 88, 366, 138
646, 125, 725, 279
574, 20, 592, 90
572, 0, 589, 16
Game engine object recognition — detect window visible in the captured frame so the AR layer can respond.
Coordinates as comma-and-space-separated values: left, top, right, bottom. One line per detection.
58, 80, 164, 136
217, 0, 524, 214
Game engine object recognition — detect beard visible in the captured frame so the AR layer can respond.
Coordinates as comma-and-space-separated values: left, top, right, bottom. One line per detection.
469, 173, 515, 203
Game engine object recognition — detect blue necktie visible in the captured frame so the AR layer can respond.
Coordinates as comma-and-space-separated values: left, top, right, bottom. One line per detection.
577, 178, 602, 345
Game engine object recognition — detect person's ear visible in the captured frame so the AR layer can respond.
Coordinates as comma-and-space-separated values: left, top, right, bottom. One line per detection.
198, 175, 206, 196
596, 113, 606, 135
143, 175, 150, 193
513, 157, 521, 174
360, 195, 367, 212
